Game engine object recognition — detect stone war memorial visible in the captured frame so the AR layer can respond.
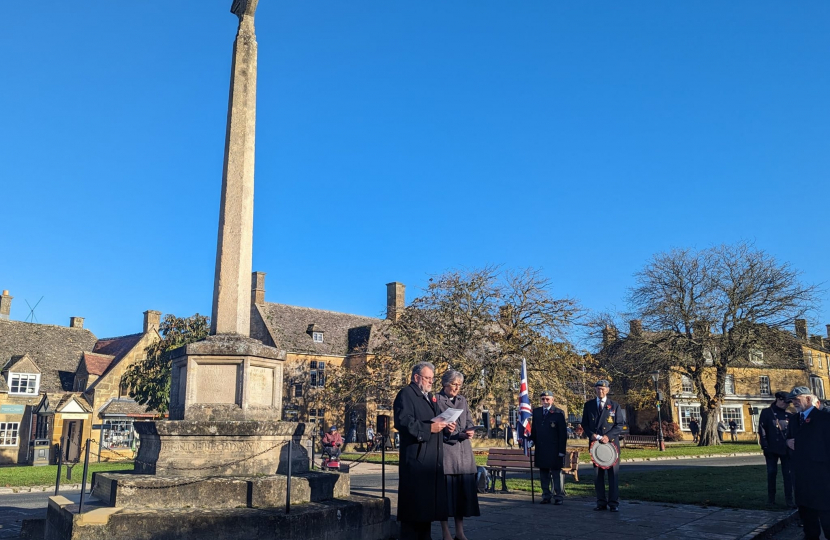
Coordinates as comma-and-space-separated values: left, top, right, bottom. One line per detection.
42, 2, 394, 539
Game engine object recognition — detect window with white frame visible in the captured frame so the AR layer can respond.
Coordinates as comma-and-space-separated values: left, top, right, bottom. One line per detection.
678, 405, 701, 430
749, 350, 764, 365
820, 355, 823, 369
309, 361, 325, 388
102, 419, 136, 450
724, 375, 735, 395
308, 408, 325, 424
0, 422, 20, 446
720, 406, 744, 431
9, 373, 39, 395
293, 384, 303, 397
806, 350, 814, 366
681, 375, 694, 393
508, 405, 517, 427
312, 332, 324, 343
759, 376, 771, 395
811, 376, 826, 400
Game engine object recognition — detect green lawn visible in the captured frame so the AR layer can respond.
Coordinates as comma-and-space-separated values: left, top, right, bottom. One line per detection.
0, 461, 135, 488
506, 465, 785, 511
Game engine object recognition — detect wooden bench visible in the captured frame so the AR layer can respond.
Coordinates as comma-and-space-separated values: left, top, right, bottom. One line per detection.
621, 434, 659, 448
485, 448, 579, 493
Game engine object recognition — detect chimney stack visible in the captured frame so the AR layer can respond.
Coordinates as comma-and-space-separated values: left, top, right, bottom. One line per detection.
69, 317, 84, 329
629, 320, 643, 337
796, 319, 808, 340
0, 290, 11, 320
602, 325, 618, 347
810, 335, 824, 349
386, 282, 405, 322
826, 324, 830, 340
251, 272, 266, 305
143, 310, 161, 333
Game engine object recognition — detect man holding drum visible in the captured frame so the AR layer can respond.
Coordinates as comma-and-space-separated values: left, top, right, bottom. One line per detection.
581, 380, 624, 512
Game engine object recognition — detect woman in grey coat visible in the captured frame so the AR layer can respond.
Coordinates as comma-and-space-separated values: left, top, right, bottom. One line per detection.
436, 370, 480, 540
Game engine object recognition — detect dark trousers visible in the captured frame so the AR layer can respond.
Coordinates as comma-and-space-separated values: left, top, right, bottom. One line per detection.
690, 430, 699, 443
798, 506, 830, 540
595, 462, 619, 508
539, 468, 564, 502
400, 521, 431, 540
764, 452, 793, 503
717, 431, 724, 442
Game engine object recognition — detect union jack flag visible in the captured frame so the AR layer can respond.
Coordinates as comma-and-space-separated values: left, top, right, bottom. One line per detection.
516, 358, 533, 455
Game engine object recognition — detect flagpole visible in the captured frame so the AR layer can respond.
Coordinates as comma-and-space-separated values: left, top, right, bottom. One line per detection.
529, 445, 535, 504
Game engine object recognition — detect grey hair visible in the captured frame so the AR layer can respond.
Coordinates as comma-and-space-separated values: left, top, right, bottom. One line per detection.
441, 370, 464, 386
411, 362, 436, 382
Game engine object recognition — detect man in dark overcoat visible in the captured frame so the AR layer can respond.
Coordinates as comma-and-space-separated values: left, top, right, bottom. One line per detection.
529, 390, 567, 504
394, 362, 452, 540
581, 379, 624, 512
758, 391, 795, 506
786, 386, 830, 540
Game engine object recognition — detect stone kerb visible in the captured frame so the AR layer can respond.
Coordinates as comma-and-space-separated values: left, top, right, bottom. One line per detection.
133, 420, 309, 477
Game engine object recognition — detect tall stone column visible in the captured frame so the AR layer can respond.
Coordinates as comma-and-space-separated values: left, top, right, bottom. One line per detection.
211, 0, 259, 336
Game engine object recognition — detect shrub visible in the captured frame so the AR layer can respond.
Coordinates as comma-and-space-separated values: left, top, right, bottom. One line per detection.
649, 420, 684, 441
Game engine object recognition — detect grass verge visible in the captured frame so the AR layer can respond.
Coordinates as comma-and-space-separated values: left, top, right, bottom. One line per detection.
506, 465, 787, 511
0, 461, 135, 488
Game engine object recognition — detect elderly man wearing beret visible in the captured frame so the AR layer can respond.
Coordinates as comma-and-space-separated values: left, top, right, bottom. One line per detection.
529, 390, 567, 504
581, 380, 624, 512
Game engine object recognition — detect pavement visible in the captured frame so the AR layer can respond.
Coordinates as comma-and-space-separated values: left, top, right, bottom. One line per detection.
0, 455, 802, 539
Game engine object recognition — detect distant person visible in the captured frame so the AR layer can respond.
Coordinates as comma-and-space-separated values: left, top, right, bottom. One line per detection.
786, 386, 830, 540
574, 424, 584, 439
729, 419, 738, 442
529, 390, 568, 505
758, 391, 795, 507
322, 426, 343, 460
366, 425, 376, 450
688, 418, 700, 443
581, 380, 624, 513
717, 420, 727, 442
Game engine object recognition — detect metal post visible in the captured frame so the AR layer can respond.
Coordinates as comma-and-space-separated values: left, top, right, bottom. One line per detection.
54, 443, 62, 496
98, 422, 105, 463
78, 439, 91, 513
655, 378, 666, 451
529, 447, 535, 504
381, 434, 386, 499
311, 429, 316, 471
285, 438, 293, 514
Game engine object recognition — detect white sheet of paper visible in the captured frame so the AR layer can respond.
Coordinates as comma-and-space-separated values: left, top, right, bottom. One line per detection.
431, 408, 463, 423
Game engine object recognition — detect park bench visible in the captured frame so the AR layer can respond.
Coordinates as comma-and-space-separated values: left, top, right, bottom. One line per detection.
621, 434, 659, 448
485, 447, 579, 493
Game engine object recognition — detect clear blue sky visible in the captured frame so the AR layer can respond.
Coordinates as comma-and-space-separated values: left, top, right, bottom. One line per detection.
2, 1, 828, 343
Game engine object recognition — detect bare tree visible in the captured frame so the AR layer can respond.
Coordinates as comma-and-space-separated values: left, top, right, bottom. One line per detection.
613, 242, 820, 445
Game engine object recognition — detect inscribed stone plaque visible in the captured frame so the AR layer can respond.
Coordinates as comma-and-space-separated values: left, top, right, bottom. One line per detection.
248, 366, 273, 406
195, 364, 239, 404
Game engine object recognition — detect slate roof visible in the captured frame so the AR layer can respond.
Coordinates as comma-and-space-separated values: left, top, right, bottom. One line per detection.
254, 303, 386, 356
93, 333, 144, 365
0, 319, 98, 393
81, 352, 116, 376
99, 398, 157, 417
38, 392, 94, 414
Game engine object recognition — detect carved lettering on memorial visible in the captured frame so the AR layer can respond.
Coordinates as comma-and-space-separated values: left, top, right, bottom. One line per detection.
195, 364, 239, 404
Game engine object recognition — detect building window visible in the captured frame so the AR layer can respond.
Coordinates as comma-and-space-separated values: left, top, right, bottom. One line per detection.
35, 416, 51, 440
102, 419, 135, 450
724, 375, 735, 395
806, 350, 814, 366
811, 376, 825, 400
820, 355, 824, 370
508, 405, 517, 427
678, 405, 701, 430
759, 376, 771, 396
681, 376, 694, 394
310, 361, 325, 388
9, 373, 39, 395
283, 408, 298, 421
293, 384, 303, 397
720, 406, 744, 431
74, 377, 87, 392
308, 408, 325, 424
0, 422, 20, 446
749, 350, 764, 365
312, 332, 324, 343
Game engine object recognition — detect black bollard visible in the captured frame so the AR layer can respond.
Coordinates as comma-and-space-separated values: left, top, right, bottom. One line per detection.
54, 443, 62, 496
285, 438, 292, 514
78, 439, 91, 513
381, 435, 386, 500
311, 429, 316, 471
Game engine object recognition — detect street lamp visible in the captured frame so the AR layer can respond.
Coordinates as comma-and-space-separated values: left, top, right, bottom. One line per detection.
651, 370, 666, 451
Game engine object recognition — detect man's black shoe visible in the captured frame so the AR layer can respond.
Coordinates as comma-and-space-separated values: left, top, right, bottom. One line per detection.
553, 500, 563, 505
609, 507, 620, 513
594, 506, 607, 511
540, 499, 551, 504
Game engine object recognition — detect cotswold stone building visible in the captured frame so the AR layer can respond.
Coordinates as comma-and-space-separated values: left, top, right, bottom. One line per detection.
0, 290, 159, 465
249, 272, 398, 436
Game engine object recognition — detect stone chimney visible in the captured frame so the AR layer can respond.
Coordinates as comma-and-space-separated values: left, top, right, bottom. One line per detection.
251, 271, 266, 305
143, 310, 161, 333
826, 324, 830, 340
796, 319, 808, 340
0, 290, 11, 320
69, 317, 84, 329
386, 282, 405, 322
602, 325, 618, 347
811, 335, 824, 349
629, 320, 643, 337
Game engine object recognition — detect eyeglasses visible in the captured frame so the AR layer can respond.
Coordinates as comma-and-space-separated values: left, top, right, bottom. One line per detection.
417, 375, 434, 382
446, 383, 462, 388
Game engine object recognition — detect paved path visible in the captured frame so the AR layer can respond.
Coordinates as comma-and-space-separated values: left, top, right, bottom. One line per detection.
0, 489, 80, 539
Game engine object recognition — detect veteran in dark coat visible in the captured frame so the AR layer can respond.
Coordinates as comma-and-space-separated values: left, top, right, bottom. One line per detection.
581, 379, 624, 512
786, 386, 830, 540
529, 390, 568, 504
757, 391, 795, 506
394, 362, 452, 540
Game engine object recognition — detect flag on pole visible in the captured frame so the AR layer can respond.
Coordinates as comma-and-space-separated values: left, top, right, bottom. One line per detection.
516, 358, 533, 455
